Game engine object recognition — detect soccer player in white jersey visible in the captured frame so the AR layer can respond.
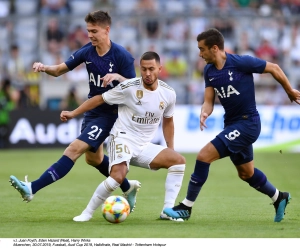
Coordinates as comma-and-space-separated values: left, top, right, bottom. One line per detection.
60, 51, 186, 221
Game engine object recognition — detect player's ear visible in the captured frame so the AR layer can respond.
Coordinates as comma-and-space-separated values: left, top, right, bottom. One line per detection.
106, 26, 110, 34
158, 65, 162, 73
212, 45, 219, 52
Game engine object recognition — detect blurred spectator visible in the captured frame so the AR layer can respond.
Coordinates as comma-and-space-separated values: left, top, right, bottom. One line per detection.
94, 0, 115, 12
60, 86, 83, 110
234, 31, 255, 56
67, 25, 89, 48
212, 17, 234, 40
6, 44, 26, 88
46, 18, 65, 49
286, 21, 300, 87
258, 0, 276, 16
135, 0, 160, 39
0, 78, 19, 148
164, 51, 188, 78
68, 39, 82, 54
255, 38, 278, 62
42, 40, 67, 80
65, 63, 87, 84
216, 0, 236, 12
40, 0, 70, 15
167, 17, 188, 42
18, 84, 40, 109
263, 85, 291, 106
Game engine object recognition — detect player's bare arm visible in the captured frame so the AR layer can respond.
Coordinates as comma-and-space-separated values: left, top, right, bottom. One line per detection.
200, 87, 215, 131
100, 73, 127, 87
264, 62, 300, 104
32, 62, 69, 77
162, 116, 174, 150
60, 95, 105, 122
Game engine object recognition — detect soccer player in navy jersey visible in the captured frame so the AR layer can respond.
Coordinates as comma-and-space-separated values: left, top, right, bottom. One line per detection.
9, 10, 141, 212
164, 28, 300, 222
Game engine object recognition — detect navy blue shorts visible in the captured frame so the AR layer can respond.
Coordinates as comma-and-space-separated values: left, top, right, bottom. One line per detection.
77, 114, 117, 153
211, 116, 261, 165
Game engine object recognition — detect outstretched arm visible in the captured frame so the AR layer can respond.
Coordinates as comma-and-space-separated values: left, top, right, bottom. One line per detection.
264, 62, 300, 104
200, 86, 215, 131
60, 95, 105, 122
162, 116, 174, 150
33, 62, 69, 77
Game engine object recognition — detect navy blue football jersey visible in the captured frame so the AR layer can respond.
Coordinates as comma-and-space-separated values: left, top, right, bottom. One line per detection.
65, 41, 136, 117
204, 53, 266, 124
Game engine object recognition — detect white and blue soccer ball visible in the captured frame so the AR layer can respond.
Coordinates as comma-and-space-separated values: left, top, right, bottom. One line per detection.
102, 195, 130, 223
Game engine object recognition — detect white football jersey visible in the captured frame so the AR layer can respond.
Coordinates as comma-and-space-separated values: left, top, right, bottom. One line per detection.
102, 77, 176, 146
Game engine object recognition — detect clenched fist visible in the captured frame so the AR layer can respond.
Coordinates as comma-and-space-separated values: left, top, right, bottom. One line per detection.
32, 62, 46, 72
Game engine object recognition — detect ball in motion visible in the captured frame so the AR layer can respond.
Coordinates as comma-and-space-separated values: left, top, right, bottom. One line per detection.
102, 195, 130, 223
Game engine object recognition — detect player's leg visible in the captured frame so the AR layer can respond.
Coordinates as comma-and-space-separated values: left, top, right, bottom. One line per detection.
73, 162, 128, 222
86, 143, 140, 199
73, 134, 133, 221
9, 139, 89, 202
132, 144, 186, 221
234, 156, 291, 222
163, 141, 220, 220
86, 143, 141, 212
229, 118, 291, 222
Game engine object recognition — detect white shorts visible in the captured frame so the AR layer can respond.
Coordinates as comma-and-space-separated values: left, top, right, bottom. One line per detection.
106, 133, 166, 173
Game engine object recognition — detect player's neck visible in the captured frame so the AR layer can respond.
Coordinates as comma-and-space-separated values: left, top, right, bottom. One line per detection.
96, 40, 111, 56
214, 51, 227, 70
142, 81, 158, 91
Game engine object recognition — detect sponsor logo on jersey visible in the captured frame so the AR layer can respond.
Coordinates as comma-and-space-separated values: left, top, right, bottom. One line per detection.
214, 85, 240, 98
132, 114, 160, 124
86, 61, 92, 64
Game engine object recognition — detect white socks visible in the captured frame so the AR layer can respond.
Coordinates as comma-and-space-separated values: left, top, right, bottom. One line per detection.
162, 164, 185, 212
81, 176, 120, 216
271, 189, 279, 203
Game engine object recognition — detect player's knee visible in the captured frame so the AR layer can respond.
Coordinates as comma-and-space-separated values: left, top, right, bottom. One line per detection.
85, 156, 99, 166
175, 154, 186, 165
238, 171, 252, 181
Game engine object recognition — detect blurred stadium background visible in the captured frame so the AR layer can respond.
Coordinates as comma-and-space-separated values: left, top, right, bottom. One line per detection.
0, 0, 300, 151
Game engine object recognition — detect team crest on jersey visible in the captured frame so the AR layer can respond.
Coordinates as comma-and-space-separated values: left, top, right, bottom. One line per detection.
228, 70, 233, 81
109, 62, 114, 72
159, 102, 165, 110
136, 90, 143, 105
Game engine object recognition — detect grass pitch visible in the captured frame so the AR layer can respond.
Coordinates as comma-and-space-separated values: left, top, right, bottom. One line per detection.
0, 149, 299, 239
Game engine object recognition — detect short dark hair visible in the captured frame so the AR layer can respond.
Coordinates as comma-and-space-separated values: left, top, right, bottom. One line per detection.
85, 10, 111, 26
197, 28, 224, 50
140, 51, 160, 64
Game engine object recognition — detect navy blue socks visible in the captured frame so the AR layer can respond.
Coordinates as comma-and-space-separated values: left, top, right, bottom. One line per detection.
31, 155, 74, 194
245, 168, 276, 197
186, 160, 210, 202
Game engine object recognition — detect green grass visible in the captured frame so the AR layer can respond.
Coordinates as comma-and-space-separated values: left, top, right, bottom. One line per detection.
0, 149, 299, 238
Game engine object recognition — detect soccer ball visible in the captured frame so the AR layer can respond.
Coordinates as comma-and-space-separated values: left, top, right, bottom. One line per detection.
102, 195, 130, 223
